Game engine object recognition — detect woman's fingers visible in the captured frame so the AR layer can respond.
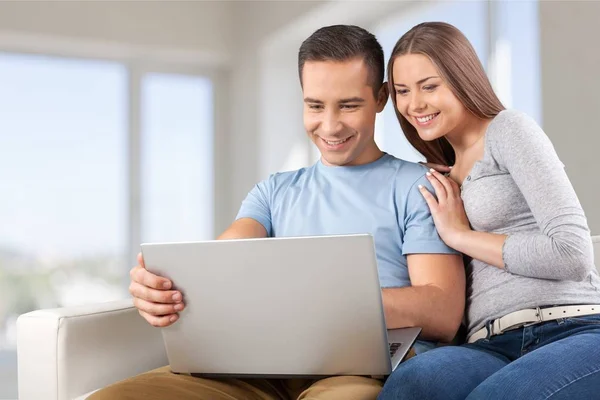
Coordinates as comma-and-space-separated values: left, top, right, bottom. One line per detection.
419, 162, 452, 173
427, 168, 457, 198
425, 170, 448, 203
418, 185, 439, 212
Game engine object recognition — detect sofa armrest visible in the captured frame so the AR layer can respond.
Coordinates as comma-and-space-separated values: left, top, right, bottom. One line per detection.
17, 299, 168, 400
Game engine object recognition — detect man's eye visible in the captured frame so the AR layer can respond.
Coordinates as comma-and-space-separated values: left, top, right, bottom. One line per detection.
308, 104, 323, 110
341, 105, 359, 110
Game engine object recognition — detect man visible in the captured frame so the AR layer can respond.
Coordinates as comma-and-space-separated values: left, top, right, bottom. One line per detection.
91, 25, 465, 400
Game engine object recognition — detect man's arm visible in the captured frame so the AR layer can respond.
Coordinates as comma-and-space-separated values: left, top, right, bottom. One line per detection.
382, 253, 465, 343
217, 218, 268, 240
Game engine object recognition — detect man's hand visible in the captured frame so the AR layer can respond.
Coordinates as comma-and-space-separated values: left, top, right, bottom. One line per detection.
129, 252, 184, 327
128, 218, 265, 328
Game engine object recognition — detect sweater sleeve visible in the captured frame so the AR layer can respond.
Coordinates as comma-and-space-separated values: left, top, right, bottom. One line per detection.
490, 111, 594, 281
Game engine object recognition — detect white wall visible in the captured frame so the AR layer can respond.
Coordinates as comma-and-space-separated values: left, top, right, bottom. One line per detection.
0, 1, 234, 65
539, 1, 600, 234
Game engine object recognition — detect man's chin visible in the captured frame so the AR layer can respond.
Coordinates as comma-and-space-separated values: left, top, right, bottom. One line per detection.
320, 152, 353, 167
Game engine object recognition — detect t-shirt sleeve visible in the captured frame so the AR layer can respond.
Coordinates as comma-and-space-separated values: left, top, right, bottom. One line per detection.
401, 174, 460, 256
235, 178, 273, 236
489, 111, 594, 281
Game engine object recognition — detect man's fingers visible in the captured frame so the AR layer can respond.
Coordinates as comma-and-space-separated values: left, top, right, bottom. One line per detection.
130, 264, 172, 290
418, 185, 438, 212
137, 252, 145, 269
129, 281, 183, 304
133, 297, 184, 316
138, 309, 179, 328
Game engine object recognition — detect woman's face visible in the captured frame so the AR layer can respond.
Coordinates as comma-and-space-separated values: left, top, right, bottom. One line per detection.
392, 53, 470, 142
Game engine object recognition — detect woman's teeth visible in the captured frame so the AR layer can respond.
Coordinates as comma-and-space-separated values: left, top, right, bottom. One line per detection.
416, 113, 439, 123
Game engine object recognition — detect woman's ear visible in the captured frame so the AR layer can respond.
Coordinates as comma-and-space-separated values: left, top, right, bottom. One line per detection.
377, 83, 389, 112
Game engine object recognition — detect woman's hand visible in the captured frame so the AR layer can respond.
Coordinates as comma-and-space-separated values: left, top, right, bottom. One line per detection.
419, 161, 452, 174
419, 168, 471, 248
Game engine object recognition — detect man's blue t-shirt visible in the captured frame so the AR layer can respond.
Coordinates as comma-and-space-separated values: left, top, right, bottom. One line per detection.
236, 153, 457, 288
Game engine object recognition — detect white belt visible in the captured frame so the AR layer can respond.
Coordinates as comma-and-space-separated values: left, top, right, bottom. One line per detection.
467, 304, 600, 344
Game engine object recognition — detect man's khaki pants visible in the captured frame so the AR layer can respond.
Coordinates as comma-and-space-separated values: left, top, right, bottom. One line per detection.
88, 366, 383, 400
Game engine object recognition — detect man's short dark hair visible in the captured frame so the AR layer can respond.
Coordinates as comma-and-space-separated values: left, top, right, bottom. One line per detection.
298, 25, 384, 97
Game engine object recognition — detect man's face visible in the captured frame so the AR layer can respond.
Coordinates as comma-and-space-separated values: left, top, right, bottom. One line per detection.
302, 58, 387, 166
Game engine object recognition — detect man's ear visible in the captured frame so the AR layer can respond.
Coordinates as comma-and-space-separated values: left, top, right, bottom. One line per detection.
376, 82, 389, 112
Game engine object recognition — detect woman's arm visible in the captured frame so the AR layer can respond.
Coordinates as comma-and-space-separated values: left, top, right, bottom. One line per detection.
421, 112, 595, 281
488, 112, 593, 281
418, 170, 507, 269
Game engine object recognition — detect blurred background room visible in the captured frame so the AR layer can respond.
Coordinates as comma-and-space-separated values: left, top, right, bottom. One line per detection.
1, 1, 599, 398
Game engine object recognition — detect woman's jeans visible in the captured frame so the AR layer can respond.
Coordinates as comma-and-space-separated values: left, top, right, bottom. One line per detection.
378, 314, 600, 400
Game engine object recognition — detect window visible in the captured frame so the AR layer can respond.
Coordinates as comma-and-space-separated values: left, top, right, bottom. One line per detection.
489, 0, 541, 124
0, 53, 127, 398
141, 73, 214, 243
0, 54, 215, 399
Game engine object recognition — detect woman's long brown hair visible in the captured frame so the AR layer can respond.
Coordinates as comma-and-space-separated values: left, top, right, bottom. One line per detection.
387, 22, 505, 166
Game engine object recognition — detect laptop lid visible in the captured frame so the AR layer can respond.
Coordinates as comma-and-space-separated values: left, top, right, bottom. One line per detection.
141, 234, 417, 377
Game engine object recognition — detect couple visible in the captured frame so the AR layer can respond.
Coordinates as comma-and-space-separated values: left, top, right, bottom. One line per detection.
91, 23, 600, 400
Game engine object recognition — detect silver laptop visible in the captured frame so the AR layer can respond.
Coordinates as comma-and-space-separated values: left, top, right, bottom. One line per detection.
141, 234, 421, 378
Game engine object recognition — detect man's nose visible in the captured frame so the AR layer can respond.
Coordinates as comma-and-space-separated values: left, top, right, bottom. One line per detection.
320, 111, 342, 135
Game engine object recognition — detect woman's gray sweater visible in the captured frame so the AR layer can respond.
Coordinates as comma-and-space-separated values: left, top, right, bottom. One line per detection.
461, 110, 599, 337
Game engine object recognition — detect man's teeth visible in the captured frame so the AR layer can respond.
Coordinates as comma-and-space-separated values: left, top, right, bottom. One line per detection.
324, 137, 350, 145
417, 113, 439, 123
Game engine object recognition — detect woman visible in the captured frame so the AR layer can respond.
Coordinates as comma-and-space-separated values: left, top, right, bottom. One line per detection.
378, 22, 600, 400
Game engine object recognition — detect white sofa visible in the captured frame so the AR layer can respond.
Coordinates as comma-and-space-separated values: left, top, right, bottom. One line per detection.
17, 236, 600, 400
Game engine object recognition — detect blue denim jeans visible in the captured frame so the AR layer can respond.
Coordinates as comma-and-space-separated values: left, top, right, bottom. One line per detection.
378, 314, 600, 400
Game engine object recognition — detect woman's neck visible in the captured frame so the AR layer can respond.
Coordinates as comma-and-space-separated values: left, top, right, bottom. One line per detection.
445, 115, 492, 159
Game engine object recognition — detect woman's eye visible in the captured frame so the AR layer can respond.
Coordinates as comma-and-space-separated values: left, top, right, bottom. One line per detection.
395, 89, 409, 96
423, 85, 438, 92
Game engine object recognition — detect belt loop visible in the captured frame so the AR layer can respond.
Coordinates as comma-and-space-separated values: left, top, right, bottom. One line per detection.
485, 319, 493, 339
535, 306, 543, 322
524, 306, 544, 327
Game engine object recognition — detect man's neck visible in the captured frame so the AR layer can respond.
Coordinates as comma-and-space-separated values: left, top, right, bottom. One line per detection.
353, 145, 385, 166
320, 142, 384, 167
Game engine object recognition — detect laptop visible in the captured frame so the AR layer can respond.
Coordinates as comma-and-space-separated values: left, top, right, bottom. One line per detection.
141, 234, 421, 378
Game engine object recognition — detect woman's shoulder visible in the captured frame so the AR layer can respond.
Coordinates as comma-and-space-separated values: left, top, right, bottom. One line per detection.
486, 109, 562, 167
489, 109, 540, 134
487, 109, 546, 148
